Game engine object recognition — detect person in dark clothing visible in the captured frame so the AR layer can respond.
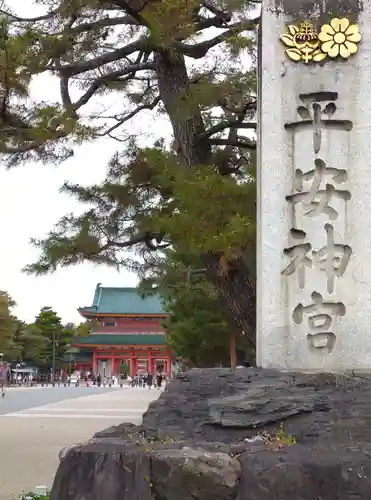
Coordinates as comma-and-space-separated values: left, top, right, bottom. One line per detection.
97, 374, 102, 387
156, 373, 163, 389
146, 372, 153, 389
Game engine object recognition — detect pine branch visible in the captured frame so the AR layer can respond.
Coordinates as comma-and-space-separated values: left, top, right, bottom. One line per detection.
104, 234, 147, 248
106, 234, 171, 250
0, 7, 60, 23
176, 18, 259, 58
202, 0, 231, 23
110, 0, 151, 27
196, 16, 226, 30
209, 138, 256, 149
60, 63, 156, 112
99, 95, 160, 137
70, 16, 139, 34
204, 120, 257, 138
55, 38, 149, 76
0, 129, 67, 155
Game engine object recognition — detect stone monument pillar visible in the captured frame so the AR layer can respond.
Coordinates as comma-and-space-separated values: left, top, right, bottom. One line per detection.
257, 0, 370, 370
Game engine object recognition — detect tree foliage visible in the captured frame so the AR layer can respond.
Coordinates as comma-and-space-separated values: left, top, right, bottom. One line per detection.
31, 306, 75, 368
164, 286, 232, 367
72, 318, 98, 337
0, 0, 259, 341
0, 290, 15, 352
0, 296, 91, 367
0, 292, 44, 362
140, 249, 253, 365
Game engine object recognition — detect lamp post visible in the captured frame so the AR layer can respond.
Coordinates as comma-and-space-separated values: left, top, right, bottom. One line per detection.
51, 329, 56, 385
50, 329, 59, 385
68, 353, 73, 375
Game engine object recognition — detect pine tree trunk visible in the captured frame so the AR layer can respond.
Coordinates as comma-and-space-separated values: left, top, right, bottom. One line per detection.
229, 329, 237, 371
154, 49, 256, 347
201, 253, 256, 342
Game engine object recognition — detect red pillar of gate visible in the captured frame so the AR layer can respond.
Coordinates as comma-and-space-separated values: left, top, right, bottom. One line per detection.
92, 350, 97, 376
130, 350, 134, 376
130, 350, 137, 376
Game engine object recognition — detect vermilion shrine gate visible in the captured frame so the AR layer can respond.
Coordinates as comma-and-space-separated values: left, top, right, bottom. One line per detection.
70, 284, 172, 377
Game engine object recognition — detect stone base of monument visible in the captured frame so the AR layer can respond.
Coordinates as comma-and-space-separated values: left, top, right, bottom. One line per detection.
50, 368, 371, 500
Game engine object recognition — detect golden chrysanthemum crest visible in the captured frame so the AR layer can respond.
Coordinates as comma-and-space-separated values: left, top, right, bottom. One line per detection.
280, 18, 361, 64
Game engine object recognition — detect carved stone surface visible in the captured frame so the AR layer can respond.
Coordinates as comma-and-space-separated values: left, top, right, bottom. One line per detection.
271, 0, 364, 17
50, 369, 371, 500
258, 0, 371, 371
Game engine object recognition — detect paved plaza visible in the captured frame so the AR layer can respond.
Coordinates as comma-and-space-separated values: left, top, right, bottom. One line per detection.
0, 386, 161, 500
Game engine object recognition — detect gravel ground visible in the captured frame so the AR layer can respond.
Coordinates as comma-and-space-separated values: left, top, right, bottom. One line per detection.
0, 386, 160, 500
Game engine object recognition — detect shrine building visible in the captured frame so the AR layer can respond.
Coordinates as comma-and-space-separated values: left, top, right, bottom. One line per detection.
70, 284, 171, 377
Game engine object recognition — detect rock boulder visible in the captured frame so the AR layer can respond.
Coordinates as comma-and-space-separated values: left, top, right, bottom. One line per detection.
51, 437, 240, 500
50, 368, 371, 499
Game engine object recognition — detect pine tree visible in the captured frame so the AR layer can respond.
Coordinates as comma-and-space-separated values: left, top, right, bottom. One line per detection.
0, 291, 14, 353
0, 0, 259, 344
32, 306, 71, 369
164, 289, 231, 367
140, 249, 253, 366
0, 292, 45, 363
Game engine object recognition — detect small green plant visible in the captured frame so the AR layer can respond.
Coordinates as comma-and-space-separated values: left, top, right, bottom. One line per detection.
275, 422, 296, 446
259, 422, 296, 450
16, 492, 50, 500
144, 474, 155, 500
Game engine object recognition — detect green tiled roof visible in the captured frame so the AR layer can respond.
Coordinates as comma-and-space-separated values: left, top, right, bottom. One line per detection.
73, 334, 166, 346
79, 284, 165, 315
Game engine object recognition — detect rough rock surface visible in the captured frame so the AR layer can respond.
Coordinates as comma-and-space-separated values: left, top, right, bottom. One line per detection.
142, 368, 371, 445
51, 368, 371, 499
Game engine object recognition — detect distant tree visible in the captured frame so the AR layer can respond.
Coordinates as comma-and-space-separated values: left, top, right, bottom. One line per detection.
32, 306, 68, 369
74, 319, 99, 337
0, 292, 46, 363
0, 291, 15, 354
0, 299, 90, 366
14, 323, 48, 366
140, 249, 252, 366
120, 361, 130, 378
3, 317, 25, 361
164, 286, 231, 367
60, 322, 78, 349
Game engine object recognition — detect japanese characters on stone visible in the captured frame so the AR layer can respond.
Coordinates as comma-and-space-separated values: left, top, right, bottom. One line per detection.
282, 91, 353, 353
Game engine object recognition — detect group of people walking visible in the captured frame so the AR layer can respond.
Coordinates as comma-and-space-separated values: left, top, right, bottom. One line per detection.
0, 361, 166, 396
131, 372, 164, 389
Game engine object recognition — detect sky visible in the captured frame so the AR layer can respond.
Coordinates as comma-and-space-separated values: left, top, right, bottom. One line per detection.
0, 0, 167, 324
2, 0, 252, 324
